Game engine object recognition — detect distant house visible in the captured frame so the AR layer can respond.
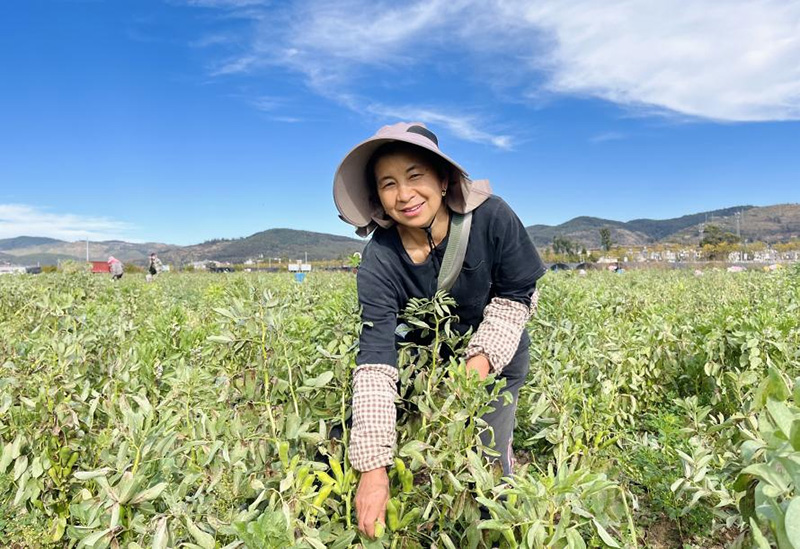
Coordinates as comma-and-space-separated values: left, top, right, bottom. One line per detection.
90, 261, 111, 273
0, 264, 26, 275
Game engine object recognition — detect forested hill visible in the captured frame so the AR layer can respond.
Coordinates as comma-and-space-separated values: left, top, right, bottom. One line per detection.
165, 229, 365, 263
4, 203, 800, 266
525, 204, 800, 249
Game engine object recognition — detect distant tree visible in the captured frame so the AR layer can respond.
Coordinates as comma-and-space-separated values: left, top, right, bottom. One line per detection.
700, 224, 740, 247
552, 235, 577, 256
599, 228, 613, 252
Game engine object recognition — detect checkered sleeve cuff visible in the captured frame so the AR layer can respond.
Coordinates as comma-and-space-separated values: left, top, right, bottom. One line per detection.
465, 293, 537, 375
349, 363, 398, 472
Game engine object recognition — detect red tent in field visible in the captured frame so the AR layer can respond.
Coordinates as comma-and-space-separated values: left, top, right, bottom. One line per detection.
91, 261, 110, 273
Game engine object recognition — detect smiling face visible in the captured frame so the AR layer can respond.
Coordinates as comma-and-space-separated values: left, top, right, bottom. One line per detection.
373, 148, 448, 230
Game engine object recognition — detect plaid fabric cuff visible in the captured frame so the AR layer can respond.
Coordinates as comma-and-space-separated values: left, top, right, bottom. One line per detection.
465, 292, 537, 375
349, 363, 398, 472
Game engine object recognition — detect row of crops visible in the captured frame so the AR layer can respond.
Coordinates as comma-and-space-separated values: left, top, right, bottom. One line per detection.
1, 268, 799, 548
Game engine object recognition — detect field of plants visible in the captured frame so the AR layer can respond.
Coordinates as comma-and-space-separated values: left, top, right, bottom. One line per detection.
1, 267, 799, 548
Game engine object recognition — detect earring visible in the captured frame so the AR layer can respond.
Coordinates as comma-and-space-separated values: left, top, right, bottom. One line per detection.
441, 189, 447, 197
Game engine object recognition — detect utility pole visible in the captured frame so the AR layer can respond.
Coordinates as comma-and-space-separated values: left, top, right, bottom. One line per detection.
735, 212, 741, 239
304, 251, 308, 264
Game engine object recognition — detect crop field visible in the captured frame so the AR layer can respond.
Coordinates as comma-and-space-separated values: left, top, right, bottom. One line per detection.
1, 268, 799, 548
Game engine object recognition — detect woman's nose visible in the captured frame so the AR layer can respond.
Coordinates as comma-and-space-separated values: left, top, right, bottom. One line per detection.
396, 182, 414, 202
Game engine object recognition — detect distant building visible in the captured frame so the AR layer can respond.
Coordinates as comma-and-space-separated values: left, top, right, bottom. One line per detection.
0, 264, 26, 275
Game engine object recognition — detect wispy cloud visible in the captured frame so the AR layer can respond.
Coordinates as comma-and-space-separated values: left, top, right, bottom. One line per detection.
186, 0, 800, 129
589, 132, 626, 144
246, 96, 305, 122
511, 0, 800, 121
182, 0, 268, 8
0, 204, 137, 241
366, 103, 513, 149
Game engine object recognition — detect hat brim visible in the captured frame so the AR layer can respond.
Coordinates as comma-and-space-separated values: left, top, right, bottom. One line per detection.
333, 133, 467, 230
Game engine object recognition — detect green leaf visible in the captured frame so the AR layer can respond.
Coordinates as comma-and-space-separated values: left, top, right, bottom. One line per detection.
766, 398, 795, 439
755, 368, 790, 409
439, 532, 458, 549
750, 518, 771, 549
741, 463, 790, 492
185, 517, 216, 549
130, 482, 168, 504
565, 528, 587, 549
152, 517, 169, 549
212, 307, 238, 320
207, 335, 233, 344
74, 467, 114, 480
328, 531, 356, 549
785, 498, 800, 549
303, 371, 334, 389
78, 527, 114, 549
13, 455, 28, 481
592, 519, 620, 548
790, 420, 800, 452
477, 519, 510, 531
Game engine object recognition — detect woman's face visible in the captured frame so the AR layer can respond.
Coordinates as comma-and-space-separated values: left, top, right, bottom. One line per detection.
374, 150, 447, 230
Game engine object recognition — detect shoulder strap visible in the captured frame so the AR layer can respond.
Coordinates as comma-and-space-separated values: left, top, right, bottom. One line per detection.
438, 211, 472, 293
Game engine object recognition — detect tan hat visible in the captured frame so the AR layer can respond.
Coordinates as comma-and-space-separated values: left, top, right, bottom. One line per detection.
333, 122, 492, 237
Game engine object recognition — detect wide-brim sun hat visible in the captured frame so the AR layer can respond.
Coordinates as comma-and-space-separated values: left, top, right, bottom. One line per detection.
333, 122, 491, 237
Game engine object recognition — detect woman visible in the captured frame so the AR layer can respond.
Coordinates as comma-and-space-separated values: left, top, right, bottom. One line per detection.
333, 122, 546, 537
108, 256, 124, 280
147, 253, 163, 282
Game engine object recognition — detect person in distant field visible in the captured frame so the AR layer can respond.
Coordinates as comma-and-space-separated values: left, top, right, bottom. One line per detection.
333, 122, 546, 538
108, 256, 124, 280
147, 252, 163, 282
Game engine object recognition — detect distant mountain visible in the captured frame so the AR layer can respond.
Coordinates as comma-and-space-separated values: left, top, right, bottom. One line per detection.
667, 204, 800, 245
165, 228, 365, 263
526, 204, 800, 249
0, 238, 173, 266
0, 229, 364, 265
525, 216, 648, 248
0, 236, 64, 251
3, 203, 799, 266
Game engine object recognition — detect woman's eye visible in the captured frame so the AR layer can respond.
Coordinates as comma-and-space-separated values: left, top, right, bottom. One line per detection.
410, 173, 422, 180
382, 181, 396, 189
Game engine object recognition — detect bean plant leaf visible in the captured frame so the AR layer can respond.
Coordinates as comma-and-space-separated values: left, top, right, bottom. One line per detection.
785, 498, 800, 549
750, 518, 772, 549
592, 519, 620, 548
766, 399, 795, 439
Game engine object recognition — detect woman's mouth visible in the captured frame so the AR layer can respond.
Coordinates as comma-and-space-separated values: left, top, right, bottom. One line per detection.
401, 203, 424, 216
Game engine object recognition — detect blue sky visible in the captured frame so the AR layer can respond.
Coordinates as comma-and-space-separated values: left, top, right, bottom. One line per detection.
1, 0, 799, 245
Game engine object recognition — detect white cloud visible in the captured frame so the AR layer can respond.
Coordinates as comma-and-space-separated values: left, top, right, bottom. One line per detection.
183, 0, 267, 8
509, 0, 800, 121
589, 131, 626, 143
367, 103, 513, 149
188, 0, 800, 127
0, 204, 137, 242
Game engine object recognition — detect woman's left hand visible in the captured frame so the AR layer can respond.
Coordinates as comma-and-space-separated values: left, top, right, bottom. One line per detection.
466, 355, 491, 380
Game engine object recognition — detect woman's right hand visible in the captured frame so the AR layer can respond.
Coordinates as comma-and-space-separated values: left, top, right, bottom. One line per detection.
355, 467, 390, 538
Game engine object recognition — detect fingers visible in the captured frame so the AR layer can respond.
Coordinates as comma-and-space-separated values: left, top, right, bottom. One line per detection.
358, 505, 385, 538
356, 489, 388, 538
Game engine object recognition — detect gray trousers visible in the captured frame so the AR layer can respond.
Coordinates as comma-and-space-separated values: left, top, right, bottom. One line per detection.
479, 340, 530, 476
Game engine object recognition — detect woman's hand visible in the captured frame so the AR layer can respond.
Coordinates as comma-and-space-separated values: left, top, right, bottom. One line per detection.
356, 467, 390, 538
466, 354, 491, 380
